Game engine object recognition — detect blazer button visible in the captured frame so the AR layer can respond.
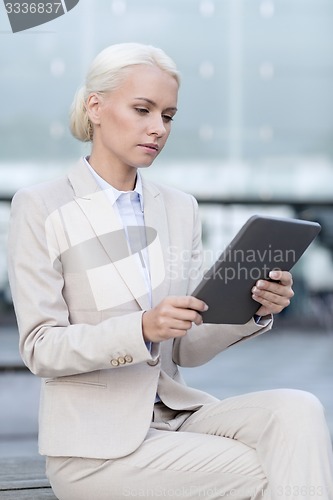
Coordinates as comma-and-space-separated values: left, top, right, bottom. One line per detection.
147, 357, 160, 366
110, 359, 119, 367
124, 355, 133, 363
118, 357, 126, 365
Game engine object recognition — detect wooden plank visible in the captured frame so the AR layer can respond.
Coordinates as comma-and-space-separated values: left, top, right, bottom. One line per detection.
0, 456, 47, 490
0, 488, 57, 499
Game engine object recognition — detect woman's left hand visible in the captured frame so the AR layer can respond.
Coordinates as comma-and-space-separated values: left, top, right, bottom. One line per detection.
252, 270, 294, 317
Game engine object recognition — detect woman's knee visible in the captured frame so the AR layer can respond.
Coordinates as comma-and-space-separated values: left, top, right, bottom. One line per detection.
270, 388, 325, 426
275, 388, 323, 411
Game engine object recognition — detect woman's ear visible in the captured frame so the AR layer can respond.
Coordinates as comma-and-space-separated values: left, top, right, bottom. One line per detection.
86, 92, 103, 125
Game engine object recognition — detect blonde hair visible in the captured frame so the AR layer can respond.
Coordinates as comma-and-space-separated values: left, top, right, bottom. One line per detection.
69, 42, 180, 142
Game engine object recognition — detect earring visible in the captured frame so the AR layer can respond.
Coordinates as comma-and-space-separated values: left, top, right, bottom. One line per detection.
88, 120, 93, 141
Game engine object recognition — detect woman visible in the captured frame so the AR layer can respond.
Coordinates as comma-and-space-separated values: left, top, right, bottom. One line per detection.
8, 43, 333, 499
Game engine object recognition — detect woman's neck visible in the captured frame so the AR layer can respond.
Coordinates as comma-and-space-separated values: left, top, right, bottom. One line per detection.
87, 152, 137, 191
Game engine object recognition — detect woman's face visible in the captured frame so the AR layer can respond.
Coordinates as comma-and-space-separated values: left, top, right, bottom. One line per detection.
88, 64, 179, 173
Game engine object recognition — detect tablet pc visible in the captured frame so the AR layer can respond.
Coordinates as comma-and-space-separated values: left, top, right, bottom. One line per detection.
192, 215, 321, 325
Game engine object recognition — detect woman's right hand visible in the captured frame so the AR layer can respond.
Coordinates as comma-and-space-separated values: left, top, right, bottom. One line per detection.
142, 296, 208, 343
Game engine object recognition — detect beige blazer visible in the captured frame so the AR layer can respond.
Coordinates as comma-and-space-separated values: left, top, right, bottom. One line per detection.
7, 159, 271, 459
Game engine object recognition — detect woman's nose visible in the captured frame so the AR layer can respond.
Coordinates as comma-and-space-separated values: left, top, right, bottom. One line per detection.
147, 115, 167, 137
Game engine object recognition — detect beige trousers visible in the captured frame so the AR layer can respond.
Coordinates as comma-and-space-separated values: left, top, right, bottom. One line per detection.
46, 389, 333, 500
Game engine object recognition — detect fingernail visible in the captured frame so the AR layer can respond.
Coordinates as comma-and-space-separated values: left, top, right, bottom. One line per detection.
270, 271, 279, 279
203, 303, 209, 311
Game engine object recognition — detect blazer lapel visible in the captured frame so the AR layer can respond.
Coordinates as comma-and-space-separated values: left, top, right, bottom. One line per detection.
67, 159, 151, 311
142, 179, 171, 308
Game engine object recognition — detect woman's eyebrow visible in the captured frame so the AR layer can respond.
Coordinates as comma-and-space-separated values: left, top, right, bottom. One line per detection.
134, 97, 177, 112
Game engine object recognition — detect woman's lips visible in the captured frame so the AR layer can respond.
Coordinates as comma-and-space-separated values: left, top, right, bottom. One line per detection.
138, 143, 159, 154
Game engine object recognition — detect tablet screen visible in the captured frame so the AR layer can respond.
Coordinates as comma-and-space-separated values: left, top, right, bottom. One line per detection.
192, 215, 321, 324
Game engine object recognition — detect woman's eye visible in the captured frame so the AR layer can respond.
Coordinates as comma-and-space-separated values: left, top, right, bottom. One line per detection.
135, 108, 149, 115
163, 115, 174, 123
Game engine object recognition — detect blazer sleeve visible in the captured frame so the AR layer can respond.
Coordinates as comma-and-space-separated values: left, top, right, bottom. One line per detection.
172, 194, 273, 368
7, 188, 154, 378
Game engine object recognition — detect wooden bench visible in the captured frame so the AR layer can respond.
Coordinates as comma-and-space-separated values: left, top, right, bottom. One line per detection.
0, 456, 57, 499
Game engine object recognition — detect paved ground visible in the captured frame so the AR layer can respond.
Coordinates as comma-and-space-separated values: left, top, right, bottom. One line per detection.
1, 318, 333, 458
